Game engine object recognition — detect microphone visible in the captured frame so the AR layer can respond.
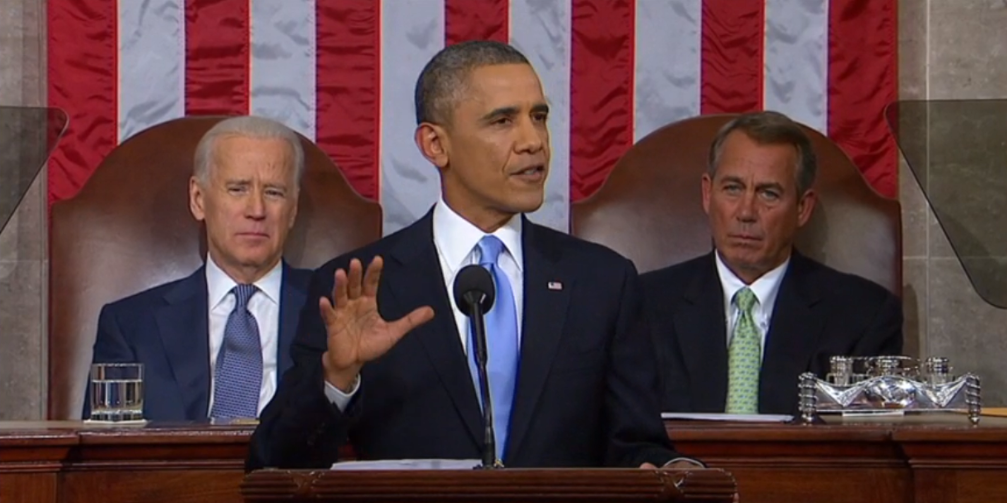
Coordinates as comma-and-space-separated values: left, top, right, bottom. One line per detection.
452, 265, 500, 469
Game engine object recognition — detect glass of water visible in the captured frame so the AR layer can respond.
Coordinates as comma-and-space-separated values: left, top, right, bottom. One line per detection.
89, 363, 144, 422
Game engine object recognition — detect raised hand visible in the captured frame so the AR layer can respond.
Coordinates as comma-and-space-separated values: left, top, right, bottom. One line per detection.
320, 256, 434, 390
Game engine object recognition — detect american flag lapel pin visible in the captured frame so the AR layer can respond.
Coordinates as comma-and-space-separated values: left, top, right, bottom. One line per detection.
547, 281, 563, 291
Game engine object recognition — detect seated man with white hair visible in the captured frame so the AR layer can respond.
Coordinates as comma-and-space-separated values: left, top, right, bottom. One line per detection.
86, 116, 312, 421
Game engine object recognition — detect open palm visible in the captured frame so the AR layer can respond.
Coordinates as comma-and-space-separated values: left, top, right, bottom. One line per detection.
320, 256, 434, 389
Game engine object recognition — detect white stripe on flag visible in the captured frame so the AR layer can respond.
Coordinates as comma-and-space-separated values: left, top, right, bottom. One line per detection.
379, 0, 445, 235
633, 0, 703, 142
763, 0, 830, 132
250, 0, 317, 141
510, 0, 572, 232
117, 0, 185, 143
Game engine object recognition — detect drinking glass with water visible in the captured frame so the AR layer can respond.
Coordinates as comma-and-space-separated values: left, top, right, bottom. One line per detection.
89, 363, 144, 422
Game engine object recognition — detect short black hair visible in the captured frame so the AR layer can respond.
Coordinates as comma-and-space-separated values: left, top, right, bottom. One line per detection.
708, 110, 818, 194
414, 40, 530, 125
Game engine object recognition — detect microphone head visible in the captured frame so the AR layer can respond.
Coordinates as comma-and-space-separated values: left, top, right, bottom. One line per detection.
453, 265, 495, 317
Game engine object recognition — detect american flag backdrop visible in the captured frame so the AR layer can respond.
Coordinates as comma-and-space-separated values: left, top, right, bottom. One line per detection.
47, 0, 897, 234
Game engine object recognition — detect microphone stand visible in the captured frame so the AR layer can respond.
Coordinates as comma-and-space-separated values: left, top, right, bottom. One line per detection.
464, 292, 501, 470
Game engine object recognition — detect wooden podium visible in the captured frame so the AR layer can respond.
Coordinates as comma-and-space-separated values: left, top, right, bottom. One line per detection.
241, 468, 737, 502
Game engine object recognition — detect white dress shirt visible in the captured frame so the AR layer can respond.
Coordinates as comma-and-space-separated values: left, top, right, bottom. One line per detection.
325, 198, 524, 409
433, 198, 524, 353
206, 255, 282, 416
714, 251, 789, 359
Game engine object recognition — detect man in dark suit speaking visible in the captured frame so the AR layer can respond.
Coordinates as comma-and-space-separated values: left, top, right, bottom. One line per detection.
642, 111, 903, 416
248, 41, 697, 470
88, 116, 312, 421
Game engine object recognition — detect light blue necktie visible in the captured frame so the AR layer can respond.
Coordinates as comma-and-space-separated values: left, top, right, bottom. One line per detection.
210, 284, 263, 419
467, 235, 519, 462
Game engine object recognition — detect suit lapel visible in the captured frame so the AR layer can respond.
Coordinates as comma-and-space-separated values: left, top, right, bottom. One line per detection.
505, 220, 570, 460
676, 253, 730, 412
759, 253, 825, 413
385, 212, 483, 447
277, 263, 306, 376
155, 268, 211, 420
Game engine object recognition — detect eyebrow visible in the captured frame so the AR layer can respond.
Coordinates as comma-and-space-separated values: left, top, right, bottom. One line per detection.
480, 103, 551, 122
224, 179, 289, 190
719, 176, 785, 193
481, 106, 518, 122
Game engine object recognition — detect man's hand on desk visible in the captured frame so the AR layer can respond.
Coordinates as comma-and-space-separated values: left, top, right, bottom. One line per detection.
320, 257, 435, 391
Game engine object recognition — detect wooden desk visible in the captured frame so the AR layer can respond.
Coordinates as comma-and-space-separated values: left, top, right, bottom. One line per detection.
668, 415, 1007, 503
3, 418, 1007, 503
0, 421, 252, 503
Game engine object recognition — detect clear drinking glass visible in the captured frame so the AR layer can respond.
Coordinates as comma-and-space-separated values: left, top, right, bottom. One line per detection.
89, 363, 144, 422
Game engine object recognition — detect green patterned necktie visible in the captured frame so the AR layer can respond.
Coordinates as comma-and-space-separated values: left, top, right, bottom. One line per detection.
725, 287, 761, 413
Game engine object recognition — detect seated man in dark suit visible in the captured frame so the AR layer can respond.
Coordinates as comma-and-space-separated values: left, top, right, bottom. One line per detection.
248, 40, 700, 470
88, 116, 312, 421
642, 111, 903, 415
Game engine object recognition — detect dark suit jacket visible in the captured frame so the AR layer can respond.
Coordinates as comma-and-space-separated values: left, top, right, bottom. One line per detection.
642, 251, 903, 415
247, 211, 678, 470
87, 262, 312, 421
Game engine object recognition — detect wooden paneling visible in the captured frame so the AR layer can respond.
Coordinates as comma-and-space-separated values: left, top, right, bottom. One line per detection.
0, 473, 58, 503
62, 470, 245, 503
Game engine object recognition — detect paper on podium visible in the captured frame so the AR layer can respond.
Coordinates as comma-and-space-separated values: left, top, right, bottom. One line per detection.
331, 459, 481, 470
662, 412, 793, 422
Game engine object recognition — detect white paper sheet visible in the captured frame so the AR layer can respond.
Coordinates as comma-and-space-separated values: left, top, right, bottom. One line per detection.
331, 459, 481, 471
661, 413, 793, 422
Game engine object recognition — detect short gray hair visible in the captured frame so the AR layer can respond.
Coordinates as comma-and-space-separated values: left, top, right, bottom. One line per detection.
414, 40, 530, 126
708, 111, 818, 195
193, 116, 305, 187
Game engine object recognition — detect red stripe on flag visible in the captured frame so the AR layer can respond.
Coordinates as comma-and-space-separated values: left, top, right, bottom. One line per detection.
828, 0, 898, 198
445, 0, 508, 44
700, 0, 764, 114
184, 0, 250, 115
316, 1, 381, 200
569, 0, 635, 202
47, 0, 118, 205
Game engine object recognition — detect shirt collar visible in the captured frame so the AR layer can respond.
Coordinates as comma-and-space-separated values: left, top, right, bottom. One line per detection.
714, 250, 789, 312
432, 197, 523, 274
206, 254, 283, 310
